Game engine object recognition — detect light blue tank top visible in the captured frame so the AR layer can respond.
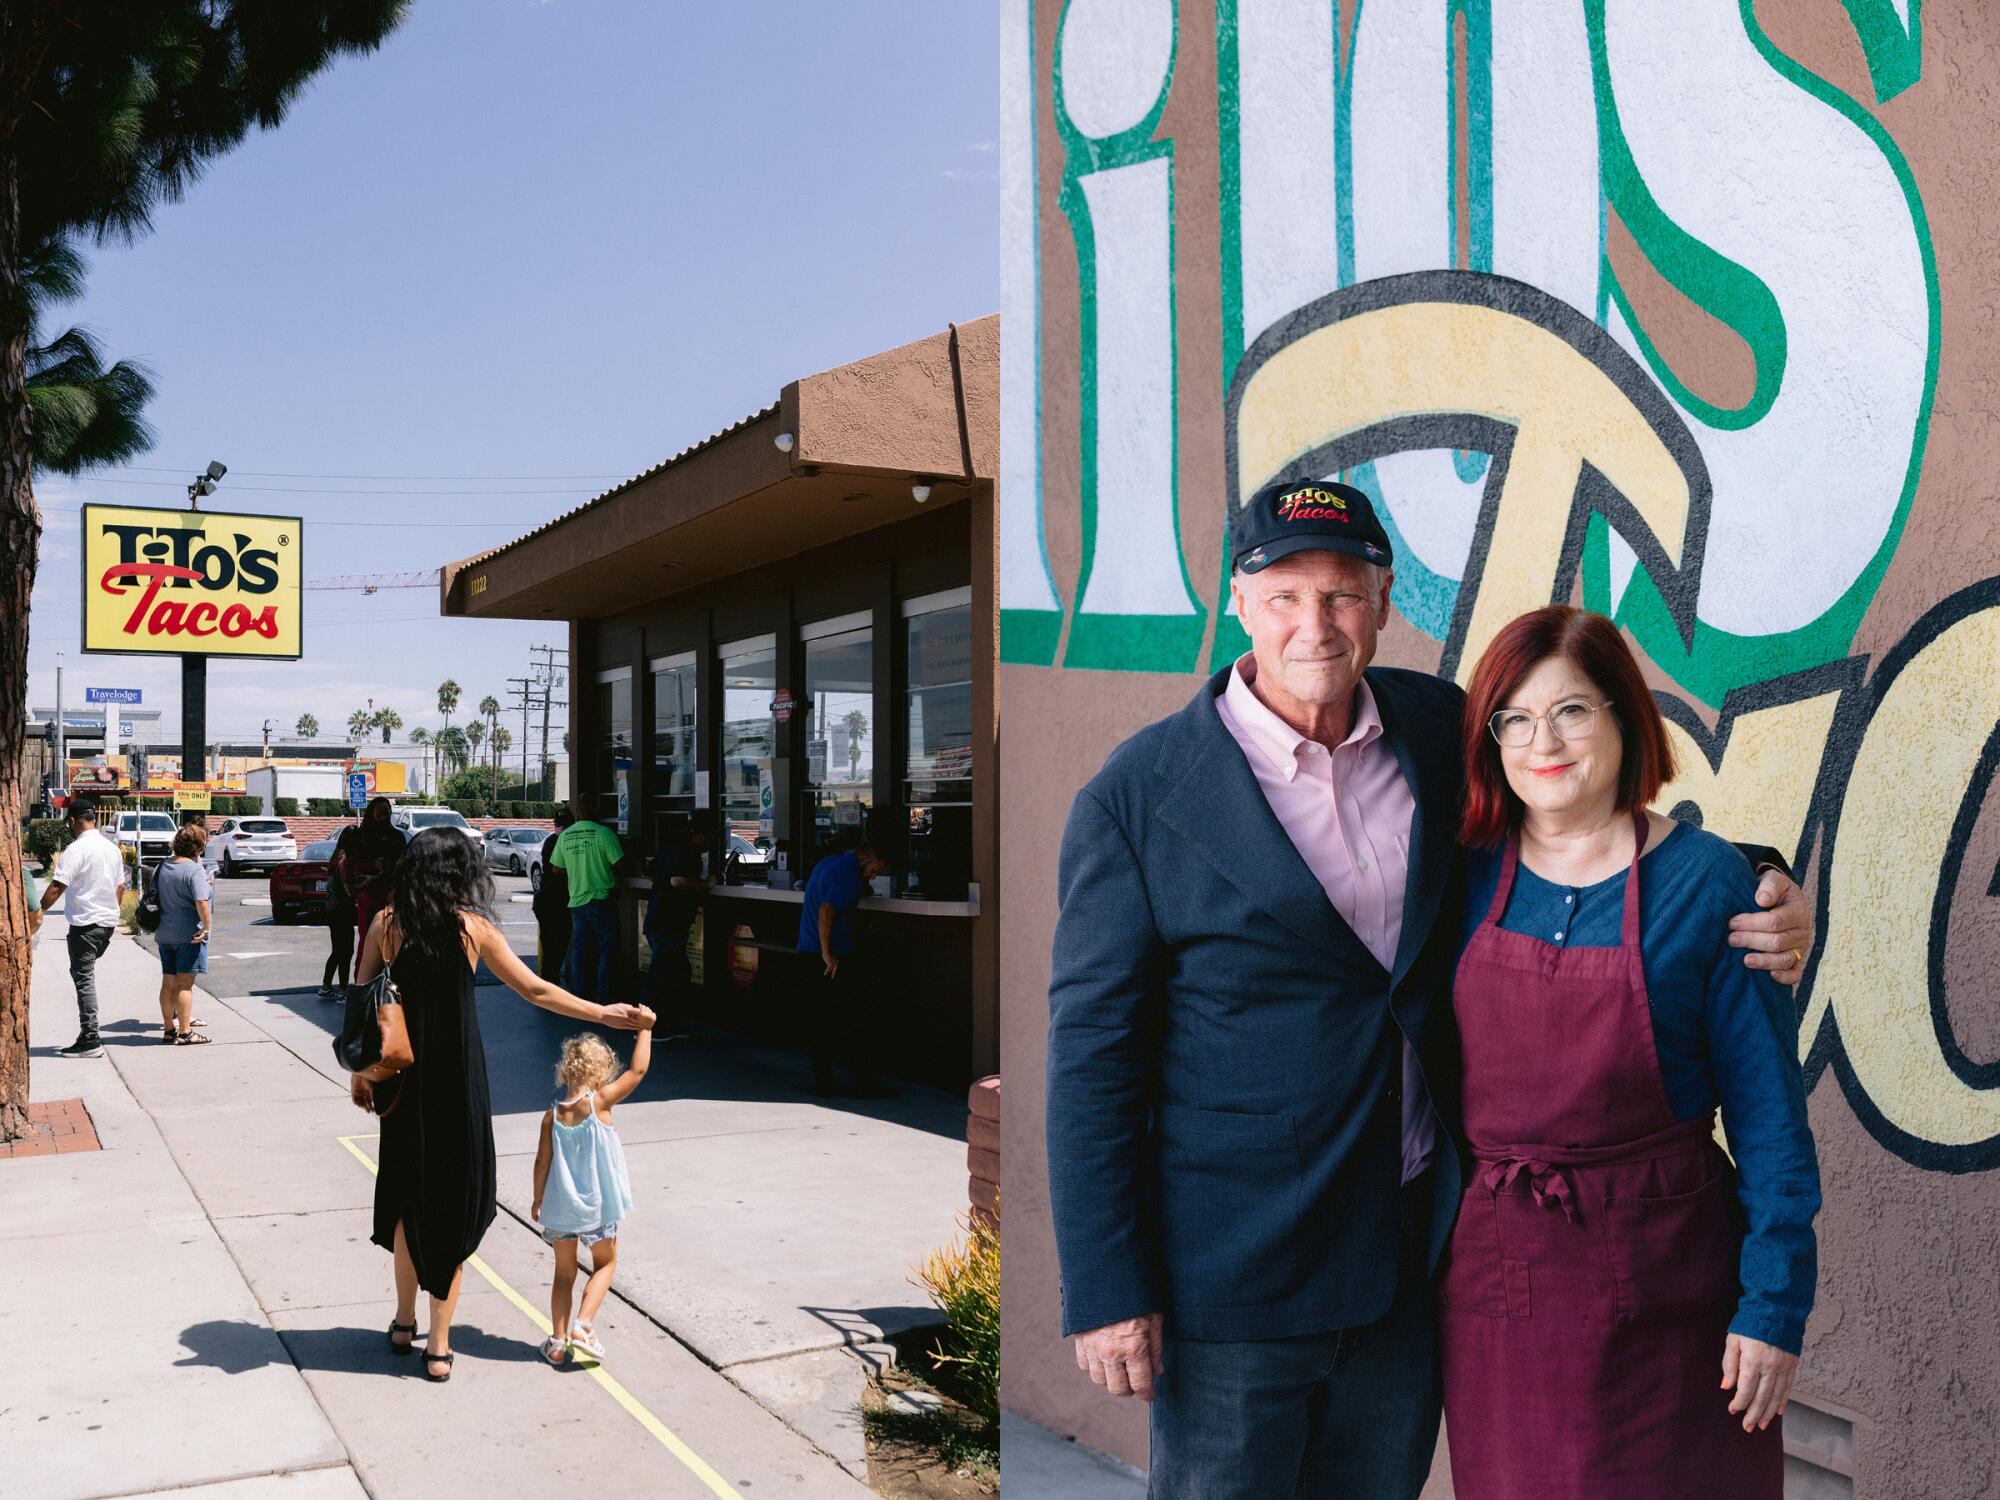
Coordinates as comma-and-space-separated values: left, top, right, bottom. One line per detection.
541, 1089, 634, 1234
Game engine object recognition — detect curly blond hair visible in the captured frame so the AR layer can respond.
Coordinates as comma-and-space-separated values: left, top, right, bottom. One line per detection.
555, 1034, 622, 1094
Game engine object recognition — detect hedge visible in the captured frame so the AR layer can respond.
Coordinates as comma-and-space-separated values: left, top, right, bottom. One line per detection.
274, 797, 301, 816
27, 819, 68, 868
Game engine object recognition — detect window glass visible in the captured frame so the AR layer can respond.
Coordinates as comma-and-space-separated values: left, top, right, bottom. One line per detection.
241, 819, 289, 833
717, 637, 776, 881
650, 654, 698, 840
803, 623, 873, 865
594, 670, 633, 828
903, 598, 973, 899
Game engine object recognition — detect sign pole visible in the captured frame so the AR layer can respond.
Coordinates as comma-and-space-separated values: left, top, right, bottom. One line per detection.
182, 654, 207, 790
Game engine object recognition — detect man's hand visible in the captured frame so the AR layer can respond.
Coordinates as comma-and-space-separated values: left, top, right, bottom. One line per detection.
1728, 868, 1813, 986
823, 952, 840, 979
1722, 1333, 1799, 1431
1074, 1312, 1166, 1402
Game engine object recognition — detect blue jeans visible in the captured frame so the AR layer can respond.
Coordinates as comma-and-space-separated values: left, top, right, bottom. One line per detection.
566, 899, 618, 1003
1146, 1182, 1442, 1500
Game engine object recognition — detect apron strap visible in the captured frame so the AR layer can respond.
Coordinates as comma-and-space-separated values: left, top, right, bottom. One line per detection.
1484, 833, 1522, 928
1620, 809, 1648, 948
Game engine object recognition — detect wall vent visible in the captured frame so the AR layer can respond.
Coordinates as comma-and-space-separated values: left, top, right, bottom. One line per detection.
1785, 1396, 1859, 1499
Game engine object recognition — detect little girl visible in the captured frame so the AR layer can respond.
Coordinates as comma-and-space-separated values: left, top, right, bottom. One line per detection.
532, 1021, 650, 1364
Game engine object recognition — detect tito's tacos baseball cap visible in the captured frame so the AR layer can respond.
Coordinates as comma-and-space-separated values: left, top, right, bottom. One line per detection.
1231, 476, 1394, 574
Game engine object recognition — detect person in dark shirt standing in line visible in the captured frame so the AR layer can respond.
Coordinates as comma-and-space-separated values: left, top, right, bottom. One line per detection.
643, 815, 710, 1042
795, 836, 892, 1098
534, 807, 575, 985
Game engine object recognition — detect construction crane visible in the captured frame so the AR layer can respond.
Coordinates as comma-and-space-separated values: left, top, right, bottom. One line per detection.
303, 568, 442, 596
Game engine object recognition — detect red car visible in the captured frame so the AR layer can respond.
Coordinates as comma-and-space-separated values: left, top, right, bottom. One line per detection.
268, 838, 338, 925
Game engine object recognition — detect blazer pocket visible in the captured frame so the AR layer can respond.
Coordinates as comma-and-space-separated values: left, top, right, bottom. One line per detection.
1604, 1174, 1742, 1325
1152, 1104, 1302, 1309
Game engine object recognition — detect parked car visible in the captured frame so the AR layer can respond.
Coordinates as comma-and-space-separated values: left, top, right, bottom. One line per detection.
482, 826, 545, 876
114, 810, 177, 868
390, 806, 484, 849
206, 817, 299, 878
269, 838, 337, 925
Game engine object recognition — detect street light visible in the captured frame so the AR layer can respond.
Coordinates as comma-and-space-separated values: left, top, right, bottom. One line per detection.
187, 459, 227, 511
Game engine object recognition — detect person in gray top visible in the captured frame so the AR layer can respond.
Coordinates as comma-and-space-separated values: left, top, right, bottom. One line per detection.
154, 824, 215, 1045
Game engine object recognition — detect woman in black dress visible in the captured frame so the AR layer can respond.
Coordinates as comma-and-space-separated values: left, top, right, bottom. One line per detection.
349, 829, 652, 1381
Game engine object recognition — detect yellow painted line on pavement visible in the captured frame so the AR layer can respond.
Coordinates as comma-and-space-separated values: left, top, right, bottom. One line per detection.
336, 1134, 745, 1500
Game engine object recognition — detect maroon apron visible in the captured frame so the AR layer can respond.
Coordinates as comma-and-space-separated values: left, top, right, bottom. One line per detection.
1437, 813, 1781, 1499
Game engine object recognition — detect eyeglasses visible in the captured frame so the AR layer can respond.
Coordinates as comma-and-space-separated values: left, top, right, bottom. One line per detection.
1488, 700, 1614, 748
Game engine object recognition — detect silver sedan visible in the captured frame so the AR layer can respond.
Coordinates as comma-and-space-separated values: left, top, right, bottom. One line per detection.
482, 825, 547, 876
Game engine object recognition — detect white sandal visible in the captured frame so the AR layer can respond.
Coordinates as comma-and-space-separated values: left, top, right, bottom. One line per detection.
539, 1335, 570, 1365
568, 1321, 605, 1360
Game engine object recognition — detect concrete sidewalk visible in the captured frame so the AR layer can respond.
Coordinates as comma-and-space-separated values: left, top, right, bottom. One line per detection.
7, 918, 968, 1498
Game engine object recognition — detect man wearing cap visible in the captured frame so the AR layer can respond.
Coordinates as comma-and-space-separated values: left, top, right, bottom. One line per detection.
1044, 477, 1814, 1497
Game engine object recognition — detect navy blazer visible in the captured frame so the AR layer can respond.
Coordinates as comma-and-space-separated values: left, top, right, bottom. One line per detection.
1046, 665, 1469, 1343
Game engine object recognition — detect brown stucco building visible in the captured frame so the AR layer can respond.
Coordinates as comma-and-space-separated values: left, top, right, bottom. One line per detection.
999, 1, 2000, 1494
444, 318, 999, 1087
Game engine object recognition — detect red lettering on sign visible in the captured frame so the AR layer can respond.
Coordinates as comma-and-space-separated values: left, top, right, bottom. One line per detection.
98, 561, 287, 645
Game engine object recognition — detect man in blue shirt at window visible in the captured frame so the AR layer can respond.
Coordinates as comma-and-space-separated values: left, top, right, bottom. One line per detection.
796, 835, 892, 1097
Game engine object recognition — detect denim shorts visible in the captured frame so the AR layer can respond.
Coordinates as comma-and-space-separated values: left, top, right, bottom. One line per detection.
542, 1221, 619, 1248
158, 941, 209, 976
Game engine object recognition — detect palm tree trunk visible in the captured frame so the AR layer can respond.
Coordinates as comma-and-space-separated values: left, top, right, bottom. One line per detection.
0, 87, 46, 1141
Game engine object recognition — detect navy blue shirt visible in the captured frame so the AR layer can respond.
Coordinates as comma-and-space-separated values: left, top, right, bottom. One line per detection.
1461, 821, 1821, 1352
797, 851, 865, 957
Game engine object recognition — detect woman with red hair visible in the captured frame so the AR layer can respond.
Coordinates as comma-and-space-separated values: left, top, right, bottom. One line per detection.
1438, 606, 1819, 1500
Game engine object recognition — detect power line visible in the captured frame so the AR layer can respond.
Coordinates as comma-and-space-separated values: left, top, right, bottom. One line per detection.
112, 465, 631, 482
77, 477, 598, 498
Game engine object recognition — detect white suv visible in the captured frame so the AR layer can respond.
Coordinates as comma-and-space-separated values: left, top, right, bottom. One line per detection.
390, 806, 485, 849
207, 817, 299, 877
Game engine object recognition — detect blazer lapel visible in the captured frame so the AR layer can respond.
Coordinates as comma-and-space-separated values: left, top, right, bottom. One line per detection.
1374, 674, 1459, 991
1154, 671, 1381, 969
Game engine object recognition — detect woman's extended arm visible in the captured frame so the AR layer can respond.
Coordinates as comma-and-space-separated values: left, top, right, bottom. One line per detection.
467, 915, 653, 1030
355, 910, 390, 983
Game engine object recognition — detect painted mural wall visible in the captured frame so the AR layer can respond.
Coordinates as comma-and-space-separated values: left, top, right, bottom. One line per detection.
998, 1, 2000, 1491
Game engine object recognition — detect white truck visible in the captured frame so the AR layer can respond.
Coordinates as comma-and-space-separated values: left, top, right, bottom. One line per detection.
245, 764, 347, 815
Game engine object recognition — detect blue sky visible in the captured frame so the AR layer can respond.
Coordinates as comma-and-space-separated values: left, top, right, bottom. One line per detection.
28, 0, 998, 756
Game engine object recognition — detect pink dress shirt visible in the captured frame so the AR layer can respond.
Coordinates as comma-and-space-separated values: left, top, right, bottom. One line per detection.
1215, 654, 1439, 1183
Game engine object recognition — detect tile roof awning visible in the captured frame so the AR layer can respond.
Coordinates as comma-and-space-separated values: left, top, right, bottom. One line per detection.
440, 316, 996, 622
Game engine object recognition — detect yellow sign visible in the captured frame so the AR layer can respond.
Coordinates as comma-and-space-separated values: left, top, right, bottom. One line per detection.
174, 789, 212, 811
346, 759, 408, 795
81, 504, 303, 659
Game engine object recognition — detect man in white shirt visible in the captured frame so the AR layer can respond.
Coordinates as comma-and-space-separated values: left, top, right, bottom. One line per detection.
37, 798, 128, 1058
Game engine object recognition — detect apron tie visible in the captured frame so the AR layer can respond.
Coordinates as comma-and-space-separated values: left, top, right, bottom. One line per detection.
1481, 1155, 1579, 1223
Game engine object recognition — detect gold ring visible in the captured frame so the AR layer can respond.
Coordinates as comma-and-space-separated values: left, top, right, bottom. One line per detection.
1791, 949, 1804, 969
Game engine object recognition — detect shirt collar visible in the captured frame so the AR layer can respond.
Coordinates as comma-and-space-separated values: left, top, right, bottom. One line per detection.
1224, 652, 1384, 782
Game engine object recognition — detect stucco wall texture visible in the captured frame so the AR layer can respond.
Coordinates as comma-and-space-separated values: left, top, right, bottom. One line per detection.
998, 2, 2000, 1494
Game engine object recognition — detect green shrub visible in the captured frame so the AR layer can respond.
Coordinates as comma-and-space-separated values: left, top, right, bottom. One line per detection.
27, 819, 69, 869
274, 797, 301, 816
909, 1213, 999, 1419
305, 797, 346, 816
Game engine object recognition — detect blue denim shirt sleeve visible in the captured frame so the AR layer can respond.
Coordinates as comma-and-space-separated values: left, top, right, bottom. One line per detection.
1700, 859, 1822, 1354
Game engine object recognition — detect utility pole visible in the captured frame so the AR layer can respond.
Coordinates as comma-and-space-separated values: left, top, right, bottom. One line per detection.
261, 718, 273, 763
54, 651, 66, 799
508, 677, 533, 803
531, 644, 569, 802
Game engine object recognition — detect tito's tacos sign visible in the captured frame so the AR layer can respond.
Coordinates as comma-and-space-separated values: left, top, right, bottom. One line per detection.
81, 505, 302, 659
